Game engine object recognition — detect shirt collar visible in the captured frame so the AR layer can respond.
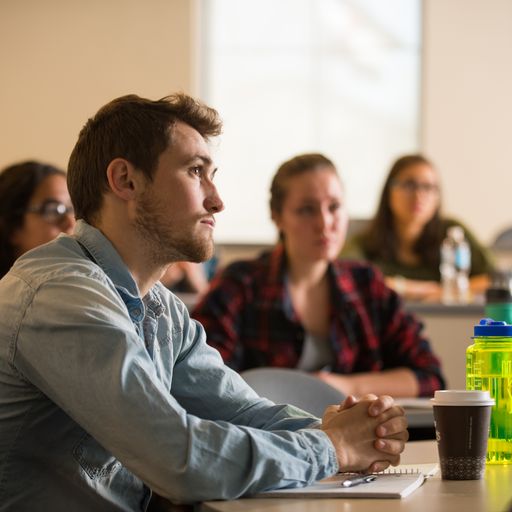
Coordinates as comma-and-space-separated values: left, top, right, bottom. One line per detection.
268, 243, 287, 284
269, 243, 342, 287
73, 220, 141, 300
269, 243, 356, 306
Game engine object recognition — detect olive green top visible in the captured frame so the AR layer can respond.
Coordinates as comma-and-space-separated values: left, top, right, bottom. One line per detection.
341, 218, 494, 281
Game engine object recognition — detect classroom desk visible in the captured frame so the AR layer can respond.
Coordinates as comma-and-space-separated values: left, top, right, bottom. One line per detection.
404, 408, 433, 428
405, 302, 485, 390
396, 400, 434, 429
200, 440, 512, 512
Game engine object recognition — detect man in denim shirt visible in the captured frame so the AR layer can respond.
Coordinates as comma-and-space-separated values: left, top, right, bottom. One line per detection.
0, 94, 408, 510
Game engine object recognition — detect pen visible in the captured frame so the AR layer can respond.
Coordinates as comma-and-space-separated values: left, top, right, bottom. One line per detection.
342, 475, 377, 488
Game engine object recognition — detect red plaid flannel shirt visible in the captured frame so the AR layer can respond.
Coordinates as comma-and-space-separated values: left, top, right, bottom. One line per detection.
192, 244, 445, 397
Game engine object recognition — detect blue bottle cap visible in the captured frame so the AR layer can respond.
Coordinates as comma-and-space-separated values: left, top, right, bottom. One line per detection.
474, 318, 512, 336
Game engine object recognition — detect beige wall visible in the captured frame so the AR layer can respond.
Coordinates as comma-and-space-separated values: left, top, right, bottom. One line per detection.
0, 0, 198, 170
422, 0, 512, 245
1, 0, 511, 246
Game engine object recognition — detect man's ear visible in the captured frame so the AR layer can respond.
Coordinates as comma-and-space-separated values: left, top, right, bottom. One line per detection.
106, 158, 142, 201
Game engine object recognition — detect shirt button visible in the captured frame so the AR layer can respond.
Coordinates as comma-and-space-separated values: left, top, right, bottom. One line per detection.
130, 307, 144, 321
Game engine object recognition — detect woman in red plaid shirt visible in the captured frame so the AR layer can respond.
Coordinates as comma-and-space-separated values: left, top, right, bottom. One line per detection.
192, 153, 445, 398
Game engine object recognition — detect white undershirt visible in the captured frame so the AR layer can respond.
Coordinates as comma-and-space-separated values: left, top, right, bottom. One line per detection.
296, 332, 334, 372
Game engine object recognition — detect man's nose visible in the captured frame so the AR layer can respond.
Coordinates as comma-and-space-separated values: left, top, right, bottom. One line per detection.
205, 185, 224, 214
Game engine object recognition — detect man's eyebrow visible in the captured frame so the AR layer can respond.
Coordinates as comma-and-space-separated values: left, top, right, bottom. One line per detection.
185, 154, 213, 166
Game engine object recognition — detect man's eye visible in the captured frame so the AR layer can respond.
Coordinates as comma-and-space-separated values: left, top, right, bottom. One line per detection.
190, 166, 202, 176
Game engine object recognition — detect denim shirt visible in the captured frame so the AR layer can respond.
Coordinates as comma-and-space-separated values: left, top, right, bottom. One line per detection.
0, 221, 338, 511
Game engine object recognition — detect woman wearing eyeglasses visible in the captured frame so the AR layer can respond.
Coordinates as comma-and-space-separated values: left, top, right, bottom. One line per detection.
0, 161, 75, 278
342, 154, 493, 301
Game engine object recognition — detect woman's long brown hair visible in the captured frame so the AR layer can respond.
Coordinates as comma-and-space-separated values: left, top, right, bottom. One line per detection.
360, 154, 444, 266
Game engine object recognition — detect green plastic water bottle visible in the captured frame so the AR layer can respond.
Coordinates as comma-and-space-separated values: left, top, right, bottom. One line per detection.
466, 319, 512, 464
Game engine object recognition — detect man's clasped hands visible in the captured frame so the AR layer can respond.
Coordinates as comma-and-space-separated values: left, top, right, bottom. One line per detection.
321, 394, 409, 473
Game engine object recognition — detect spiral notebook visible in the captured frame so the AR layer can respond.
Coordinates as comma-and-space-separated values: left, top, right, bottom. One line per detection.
255, 464, 438, 500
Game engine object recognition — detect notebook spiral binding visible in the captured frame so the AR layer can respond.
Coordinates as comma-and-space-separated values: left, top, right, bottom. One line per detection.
340, 463, 439, 479
378, 463, 439, 479
381, 467, 421, 475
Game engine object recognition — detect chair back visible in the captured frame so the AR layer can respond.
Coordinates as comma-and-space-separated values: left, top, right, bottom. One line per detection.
240, 367, 345, 418
493, 228, 512, 251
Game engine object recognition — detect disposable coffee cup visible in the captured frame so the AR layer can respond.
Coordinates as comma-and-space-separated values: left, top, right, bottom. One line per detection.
431, 390, 494, 480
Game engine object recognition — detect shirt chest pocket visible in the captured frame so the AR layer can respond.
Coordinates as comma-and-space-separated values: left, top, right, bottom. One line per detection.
73, 433, 122, 480
155, 322, 181, 360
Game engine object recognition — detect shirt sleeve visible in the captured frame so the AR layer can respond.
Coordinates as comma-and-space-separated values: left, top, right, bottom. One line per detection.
191, 267, 249, 370
11, 271, 338, 503
368, 266, 446, 396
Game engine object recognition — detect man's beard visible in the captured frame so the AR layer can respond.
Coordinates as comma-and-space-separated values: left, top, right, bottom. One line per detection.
134, 191, 214, 266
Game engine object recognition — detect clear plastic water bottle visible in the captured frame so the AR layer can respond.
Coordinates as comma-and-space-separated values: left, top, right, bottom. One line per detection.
440, 226, 471, 304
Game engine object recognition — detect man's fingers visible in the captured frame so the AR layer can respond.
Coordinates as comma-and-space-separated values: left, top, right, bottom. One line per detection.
337, 395, 358, 411
377, 429, 410, 442
375, 416, 409, 438
322, 404, 341, 422
368, 461, 391, 473
368, 395, 394, 416
374, 438, 406, 456
368, 451, 401, 473
374, 404, 406, 425
360, 393, 379, 401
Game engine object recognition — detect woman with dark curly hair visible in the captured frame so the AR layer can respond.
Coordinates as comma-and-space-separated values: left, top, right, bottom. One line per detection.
342, 154, 493, 301
0, 161, 75, 278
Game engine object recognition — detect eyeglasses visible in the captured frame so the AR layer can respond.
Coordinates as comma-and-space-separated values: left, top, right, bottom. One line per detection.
26, 200, 75, 223
392, 180, 439, 195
